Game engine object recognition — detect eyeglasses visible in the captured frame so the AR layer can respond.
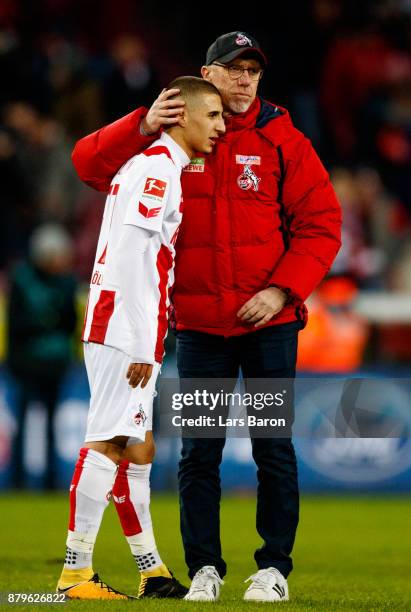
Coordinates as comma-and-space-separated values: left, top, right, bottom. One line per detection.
212, 62, 263, 81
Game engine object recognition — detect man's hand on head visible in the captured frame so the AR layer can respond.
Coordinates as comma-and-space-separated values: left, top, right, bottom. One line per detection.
127, 363, 154, 389
237, 287, 288, 328
141, 88, 185, 135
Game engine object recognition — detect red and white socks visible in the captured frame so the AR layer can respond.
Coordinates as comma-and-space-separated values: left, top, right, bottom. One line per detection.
112, 461, 170, 577
59, 450, 170, 590
58, 448, 117, 588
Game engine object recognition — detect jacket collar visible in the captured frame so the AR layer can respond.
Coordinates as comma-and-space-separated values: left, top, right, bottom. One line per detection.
223, 96, 261, 133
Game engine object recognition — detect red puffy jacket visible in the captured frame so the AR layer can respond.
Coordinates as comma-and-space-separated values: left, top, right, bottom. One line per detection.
72, 97, 341, 336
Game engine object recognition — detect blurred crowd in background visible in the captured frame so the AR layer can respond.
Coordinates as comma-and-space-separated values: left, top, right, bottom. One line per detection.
1, 0, 411, 372
1, 0, 411, 491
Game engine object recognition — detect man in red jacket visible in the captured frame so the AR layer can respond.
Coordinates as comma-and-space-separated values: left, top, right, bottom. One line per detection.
72, 32, 341, 602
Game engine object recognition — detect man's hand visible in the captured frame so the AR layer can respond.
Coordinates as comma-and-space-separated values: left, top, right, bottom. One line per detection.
237, 287, 288, 327
127, 363, 153, 389
141, 88, 185, 135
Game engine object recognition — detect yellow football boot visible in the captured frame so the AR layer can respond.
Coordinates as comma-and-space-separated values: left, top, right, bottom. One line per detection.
57, 572, 132, 600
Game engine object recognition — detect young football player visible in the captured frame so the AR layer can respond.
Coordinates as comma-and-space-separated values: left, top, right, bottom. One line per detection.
56, 76, 224, 600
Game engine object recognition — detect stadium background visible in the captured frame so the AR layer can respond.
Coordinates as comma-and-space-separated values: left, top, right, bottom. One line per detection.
0, 0, 411, 493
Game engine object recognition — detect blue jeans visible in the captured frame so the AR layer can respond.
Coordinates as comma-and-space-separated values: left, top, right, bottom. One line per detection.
176, 322, 302, 579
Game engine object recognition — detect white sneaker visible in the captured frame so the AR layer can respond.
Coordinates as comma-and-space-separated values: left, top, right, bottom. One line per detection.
184, 565, 224, 601
244, 567, 289, 602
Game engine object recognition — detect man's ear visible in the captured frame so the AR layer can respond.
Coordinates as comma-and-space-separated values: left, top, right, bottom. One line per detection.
177, 107, 187, 128
201, 65, 211, 81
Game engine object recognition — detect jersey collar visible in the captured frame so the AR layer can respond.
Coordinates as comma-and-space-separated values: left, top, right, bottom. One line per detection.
160, 132, 190, 169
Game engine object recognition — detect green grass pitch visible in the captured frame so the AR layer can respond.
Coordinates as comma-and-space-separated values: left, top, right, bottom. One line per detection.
0, 493, 410, 611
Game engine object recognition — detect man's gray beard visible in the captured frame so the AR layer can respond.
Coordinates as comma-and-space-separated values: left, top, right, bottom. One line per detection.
228, 98, 253, 114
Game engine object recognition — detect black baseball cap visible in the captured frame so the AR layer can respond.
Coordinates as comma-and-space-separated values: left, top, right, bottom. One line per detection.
206, 31, 267, 68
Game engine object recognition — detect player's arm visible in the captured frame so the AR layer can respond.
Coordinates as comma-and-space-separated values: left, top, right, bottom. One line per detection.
71, 89, 184, 192
114, 224, 156, 388
113, 162, 176, 387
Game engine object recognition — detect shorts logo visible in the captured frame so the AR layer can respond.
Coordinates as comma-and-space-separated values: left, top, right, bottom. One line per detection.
237, 164, 261, 191
236, 33, 252, 46
143, 178, 167, 199
183, 157, 205, 173
134, 405, 147, 426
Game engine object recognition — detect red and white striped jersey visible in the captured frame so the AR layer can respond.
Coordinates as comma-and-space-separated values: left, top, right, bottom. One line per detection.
82, 132, 189, 364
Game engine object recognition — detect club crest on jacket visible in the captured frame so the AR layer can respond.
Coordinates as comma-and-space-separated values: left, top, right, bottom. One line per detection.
237, 164, 261, 191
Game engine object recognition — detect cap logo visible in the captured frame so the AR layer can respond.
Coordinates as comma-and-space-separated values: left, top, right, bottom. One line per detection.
236, 33, 252, 47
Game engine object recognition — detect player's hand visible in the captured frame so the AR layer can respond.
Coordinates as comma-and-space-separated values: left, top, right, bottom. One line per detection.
141, 88, 185, 135
127, 363, 153, 389
237, 287, 288, 327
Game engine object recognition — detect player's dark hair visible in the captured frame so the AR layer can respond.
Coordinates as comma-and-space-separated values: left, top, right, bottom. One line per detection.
166, 76, 220, 105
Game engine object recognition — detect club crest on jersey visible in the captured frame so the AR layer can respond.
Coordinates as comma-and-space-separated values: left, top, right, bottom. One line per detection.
133, 405, 147, 426
236, 33, 252, 46
183, 157, 205, 173
143, 177, 167, 201
237, 164, 261, 191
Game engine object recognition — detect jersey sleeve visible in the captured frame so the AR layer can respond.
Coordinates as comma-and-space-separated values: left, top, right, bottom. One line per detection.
123, 158, 177, 232
113, 224, 158, 364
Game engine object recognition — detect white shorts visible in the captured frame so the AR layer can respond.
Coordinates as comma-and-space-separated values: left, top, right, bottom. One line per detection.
84, 342, 160, 443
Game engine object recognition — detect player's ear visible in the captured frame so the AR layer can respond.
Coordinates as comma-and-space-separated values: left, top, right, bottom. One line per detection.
177, 107, 187, 128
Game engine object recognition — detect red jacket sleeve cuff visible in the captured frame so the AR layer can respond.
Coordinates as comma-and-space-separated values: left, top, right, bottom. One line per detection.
269, 251, 334, 302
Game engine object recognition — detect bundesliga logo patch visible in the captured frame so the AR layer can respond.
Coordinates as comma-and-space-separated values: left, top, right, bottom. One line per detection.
139, 176, 168, 218
183, 157, 205, 173
143, 177, 167, 201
